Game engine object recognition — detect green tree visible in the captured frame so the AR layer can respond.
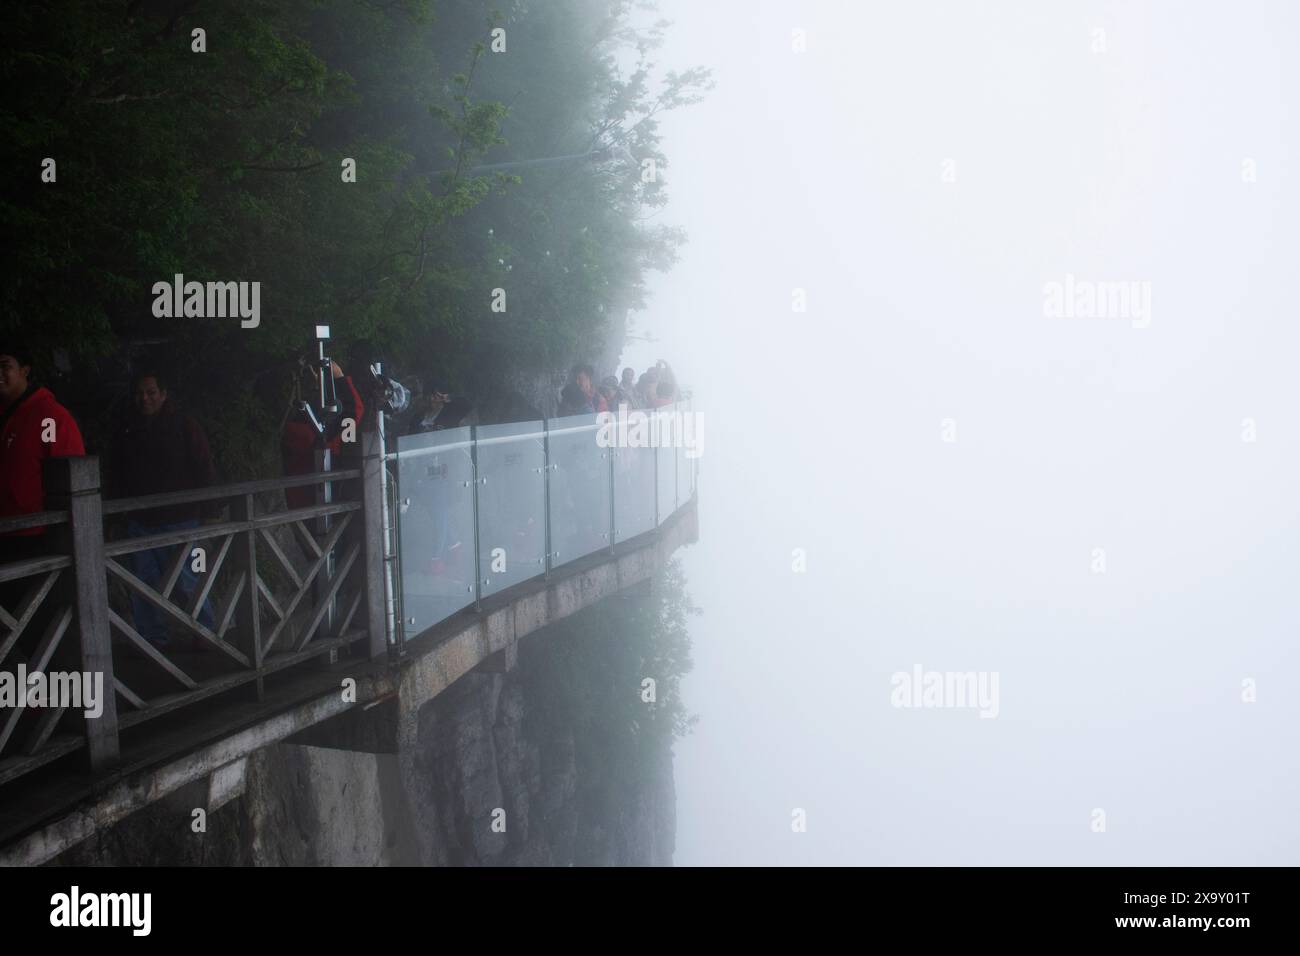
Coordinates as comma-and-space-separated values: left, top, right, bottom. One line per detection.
2, 0, 710, 477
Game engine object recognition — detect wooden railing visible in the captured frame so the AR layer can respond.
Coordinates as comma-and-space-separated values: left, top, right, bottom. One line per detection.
0, 399, 700, 793
0, 431, 388, 788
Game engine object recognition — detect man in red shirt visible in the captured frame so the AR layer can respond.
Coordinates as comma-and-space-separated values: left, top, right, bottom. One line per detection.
0, 344, 86, 547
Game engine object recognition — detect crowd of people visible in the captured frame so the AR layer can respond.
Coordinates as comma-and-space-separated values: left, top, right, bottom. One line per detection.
0, 341, 369, 651
398, 358, 685, 629
1, 340, 684, 651
557, 360, 680, 418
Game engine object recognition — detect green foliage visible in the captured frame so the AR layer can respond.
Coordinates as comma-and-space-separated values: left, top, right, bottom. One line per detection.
521, 557, 698, 816
1, 0, 710, 477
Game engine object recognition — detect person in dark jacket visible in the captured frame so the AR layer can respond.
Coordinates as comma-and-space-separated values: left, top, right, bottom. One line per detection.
404, 382, 472, 436
557, 383, 593, 417
109, 371, 218, 648
570, 364, 607, 414
636, 367, 660, 406
601, 374, 635, 410
650, 378, 676, 408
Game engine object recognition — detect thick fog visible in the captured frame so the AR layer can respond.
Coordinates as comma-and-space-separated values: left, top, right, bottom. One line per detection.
621, 0, 1300, 865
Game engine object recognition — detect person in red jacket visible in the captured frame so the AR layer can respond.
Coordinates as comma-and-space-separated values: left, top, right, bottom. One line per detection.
0, 344, 86, 547
281, 358, 365, 509
0, 346, 86, 660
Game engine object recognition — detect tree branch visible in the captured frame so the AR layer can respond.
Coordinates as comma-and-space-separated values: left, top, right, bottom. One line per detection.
88, 89, 175, 104
231, 161, 325, 173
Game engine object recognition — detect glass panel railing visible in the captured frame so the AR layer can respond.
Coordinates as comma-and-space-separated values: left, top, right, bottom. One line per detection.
393, 395, 696, 640
612, 432, 655, 545
685, 395, 698, 500
395, 425, 476, 634
475, 420, 547, 597
656, 429, 676, 526
546, 412, 612, 565
674, 400, 692, 510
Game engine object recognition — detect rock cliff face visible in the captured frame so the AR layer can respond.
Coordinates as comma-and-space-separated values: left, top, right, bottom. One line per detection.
400, 647, 676, 866
51, 593, 680, 867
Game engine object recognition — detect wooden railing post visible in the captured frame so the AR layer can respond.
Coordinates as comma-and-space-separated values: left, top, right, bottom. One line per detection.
313, 447, 338, 665
230, 493, 263, 699
43, 456, 119, 772
359, 429, 388, 658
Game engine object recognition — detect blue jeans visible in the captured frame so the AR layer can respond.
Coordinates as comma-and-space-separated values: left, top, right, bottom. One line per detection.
126, 519, 216, 646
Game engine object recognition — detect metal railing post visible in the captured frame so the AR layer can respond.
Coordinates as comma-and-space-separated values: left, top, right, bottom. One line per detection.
359, 429, 389, 658
607, 442, 616, 553
676, 408, 686, 520
653, 440, 660, 529
471, 424, 484, 611
543, 417, 553, 579
688, 395, 696, 500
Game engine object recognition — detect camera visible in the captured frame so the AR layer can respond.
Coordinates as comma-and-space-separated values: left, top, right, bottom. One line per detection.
367, 362, 410, 416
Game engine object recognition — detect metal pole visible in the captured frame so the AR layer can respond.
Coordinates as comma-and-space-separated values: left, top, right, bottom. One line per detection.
673, 402, 680, 514
359, 431, 389, 660
653, 441, 660, 529
374, 364, 402, 650
471, 424, 484, 611
543, 416, 553, 579
314, 331, 339, 657
608, 443, 616, 553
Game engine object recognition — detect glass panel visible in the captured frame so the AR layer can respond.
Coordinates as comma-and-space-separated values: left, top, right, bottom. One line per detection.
656, 420, 676, 525
675, 400, 692, 509
476, 420, 547, 597
686, 395, 696, 502
686, 395, 698, 499
395, 425, 476, 635
613, 438, 656, 544
547, 413, 611, 565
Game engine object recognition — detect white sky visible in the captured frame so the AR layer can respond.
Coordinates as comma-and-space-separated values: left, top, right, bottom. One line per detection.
621, 0, 1300, 865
